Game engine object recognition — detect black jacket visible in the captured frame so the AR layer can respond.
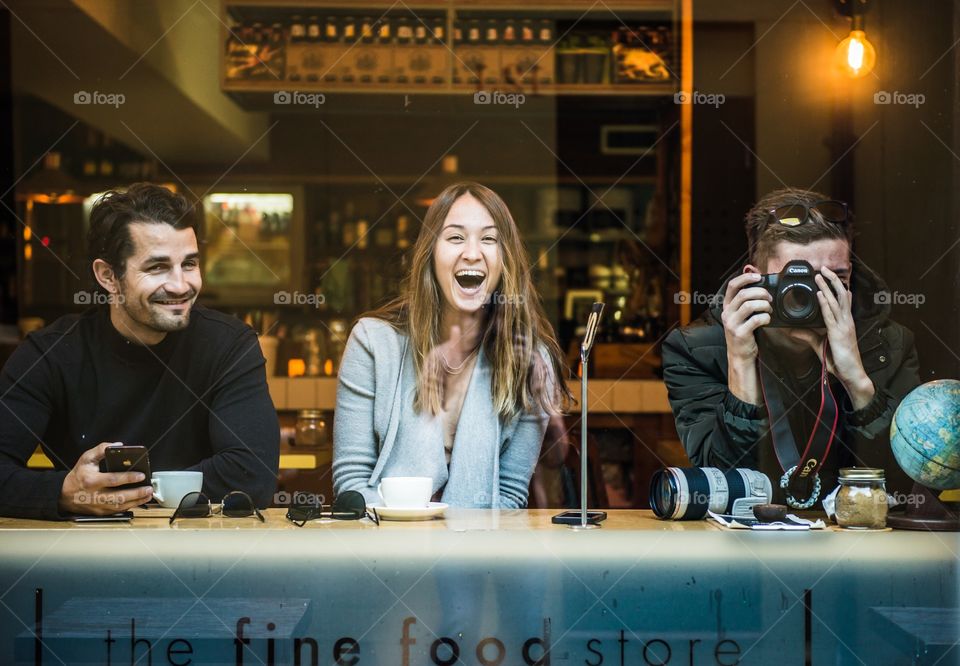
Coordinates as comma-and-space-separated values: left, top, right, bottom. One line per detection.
662, 262, 921, 500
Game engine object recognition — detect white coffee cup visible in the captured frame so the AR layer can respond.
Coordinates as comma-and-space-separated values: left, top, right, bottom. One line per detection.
151, 471, 203, 509
378, 476, 432, 508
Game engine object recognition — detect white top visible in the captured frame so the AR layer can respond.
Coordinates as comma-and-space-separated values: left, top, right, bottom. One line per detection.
440, 354, 479, 464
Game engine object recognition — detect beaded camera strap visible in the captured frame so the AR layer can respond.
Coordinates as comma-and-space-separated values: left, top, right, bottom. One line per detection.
757, 337, 838, 510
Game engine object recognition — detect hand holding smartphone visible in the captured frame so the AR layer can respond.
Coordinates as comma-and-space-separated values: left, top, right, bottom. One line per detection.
101, 445, 152, 491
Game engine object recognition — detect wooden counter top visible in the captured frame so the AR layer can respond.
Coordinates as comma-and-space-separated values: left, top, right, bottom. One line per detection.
0, 508, 704, 531
269, 377, 672, 413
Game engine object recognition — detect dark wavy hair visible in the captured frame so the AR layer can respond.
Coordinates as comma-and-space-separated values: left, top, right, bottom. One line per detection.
86, 183, 198, 291
745, 188, 855, 268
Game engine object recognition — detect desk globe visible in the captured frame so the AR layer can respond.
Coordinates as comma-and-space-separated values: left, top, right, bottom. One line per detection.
888, 379, 960, 530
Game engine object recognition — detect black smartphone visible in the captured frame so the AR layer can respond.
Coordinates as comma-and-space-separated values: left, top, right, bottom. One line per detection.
552, 510, 608, 525
101, 446, 151, 490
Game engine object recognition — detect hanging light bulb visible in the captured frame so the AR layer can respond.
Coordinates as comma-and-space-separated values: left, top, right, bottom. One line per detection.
834, 0, 876, 78
836, 28, 876, 78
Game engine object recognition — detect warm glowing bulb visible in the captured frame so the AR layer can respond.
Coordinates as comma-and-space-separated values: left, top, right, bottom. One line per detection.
847, 37, 864, 70
836, 29, 876, 78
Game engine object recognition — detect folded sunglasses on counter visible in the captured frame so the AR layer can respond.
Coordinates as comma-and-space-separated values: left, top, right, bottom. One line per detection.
286, 490, 379, 527
169, 490, 264, 524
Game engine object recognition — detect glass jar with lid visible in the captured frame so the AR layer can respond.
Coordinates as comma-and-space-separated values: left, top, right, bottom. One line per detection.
835, 468, 888, 529
295, 409, 330, 449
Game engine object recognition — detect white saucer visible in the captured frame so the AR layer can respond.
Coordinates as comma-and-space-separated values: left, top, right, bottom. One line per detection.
371, 502, 447, 521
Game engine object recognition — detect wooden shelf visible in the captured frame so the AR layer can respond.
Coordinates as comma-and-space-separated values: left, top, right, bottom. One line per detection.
26, 450, 327, 471
224, 0, 674, 12
175, 173, 660, 187
268, 376, 671, 412
223, 81, 678, 96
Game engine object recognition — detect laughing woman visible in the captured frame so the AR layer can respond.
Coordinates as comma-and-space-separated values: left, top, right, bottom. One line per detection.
332, 182, 570, 508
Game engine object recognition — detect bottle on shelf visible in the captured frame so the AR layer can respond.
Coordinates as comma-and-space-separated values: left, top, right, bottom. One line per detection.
289, 15, 306, 45
357, 16, 376, 83
340, 17, 357, 82
376, 17, 392, 83
360, 16, 375, 44
342, 16, 357, 43
377, 18, 392, 43
466, 19, 483, 84
500, 18, 519, 85
451, 19, 465, 84
538, 19, 554, 44
521, 19, 535, 43
414, 22, 428, 45
484, 18, 500, 44
429, 17, 447, 84
503, 19, 517, 43
537, 19, 555, 84
395, 17, 413, 84
411, 22, 431, 84
483, 18, 500, 85
322, 15, 338, 43
306, 15, 321, 44
431, 17, 446, 46
467, 18, 480, 40
317, 15, 339, 82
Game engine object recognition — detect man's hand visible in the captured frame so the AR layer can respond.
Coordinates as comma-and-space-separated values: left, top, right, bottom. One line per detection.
789, 267, 875, 410
721, 272, 772, 405
58, 442, 154, 515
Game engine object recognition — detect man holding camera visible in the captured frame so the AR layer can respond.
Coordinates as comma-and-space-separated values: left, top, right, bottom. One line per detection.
663, 188, 920, 505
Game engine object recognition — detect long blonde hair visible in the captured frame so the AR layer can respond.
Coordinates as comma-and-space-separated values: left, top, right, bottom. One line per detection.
364, 182, 571, 420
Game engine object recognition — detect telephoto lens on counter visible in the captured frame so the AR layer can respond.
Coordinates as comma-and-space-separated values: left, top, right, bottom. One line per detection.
650, 467, 772, 520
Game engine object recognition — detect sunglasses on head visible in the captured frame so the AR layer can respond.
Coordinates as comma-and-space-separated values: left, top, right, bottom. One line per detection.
285, 490, 379, 527
768, 200, 849, 227
169, 490, 264, 525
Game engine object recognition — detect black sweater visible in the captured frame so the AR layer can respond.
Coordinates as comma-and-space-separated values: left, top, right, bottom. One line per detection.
0, 306, 279, 519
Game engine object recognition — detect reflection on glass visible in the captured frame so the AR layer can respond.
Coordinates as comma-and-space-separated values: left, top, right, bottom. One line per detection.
202, 193, 294, 287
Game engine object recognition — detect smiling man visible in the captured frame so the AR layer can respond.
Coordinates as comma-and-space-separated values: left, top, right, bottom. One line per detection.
0, 183, 279, 519
663, 188, 920, 505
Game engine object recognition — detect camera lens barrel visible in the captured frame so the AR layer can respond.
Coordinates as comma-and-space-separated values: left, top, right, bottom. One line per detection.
650, 467, 772, 520
764, 259, 825, 328
779, 282, 818, 322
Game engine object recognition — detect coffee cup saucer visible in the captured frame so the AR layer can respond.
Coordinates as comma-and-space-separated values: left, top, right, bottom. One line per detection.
369, 502, 447, 521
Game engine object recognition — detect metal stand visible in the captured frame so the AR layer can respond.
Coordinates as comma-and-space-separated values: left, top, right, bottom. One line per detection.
569, 302, 604, 531
571, 350, 600, 530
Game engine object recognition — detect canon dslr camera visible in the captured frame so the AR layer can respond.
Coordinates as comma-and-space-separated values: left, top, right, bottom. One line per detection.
756, 259, 831, 328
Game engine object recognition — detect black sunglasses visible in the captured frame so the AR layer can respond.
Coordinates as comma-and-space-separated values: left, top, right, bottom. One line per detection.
286, 490, 379, 527
768, 200, 849, 227
169, 490, 265, 525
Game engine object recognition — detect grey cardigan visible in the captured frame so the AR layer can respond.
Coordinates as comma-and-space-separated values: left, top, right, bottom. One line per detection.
332, 317, 549, 508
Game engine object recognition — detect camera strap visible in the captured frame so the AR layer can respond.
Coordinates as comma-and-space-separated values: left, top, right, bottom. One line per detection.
757, 337, 838, 509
